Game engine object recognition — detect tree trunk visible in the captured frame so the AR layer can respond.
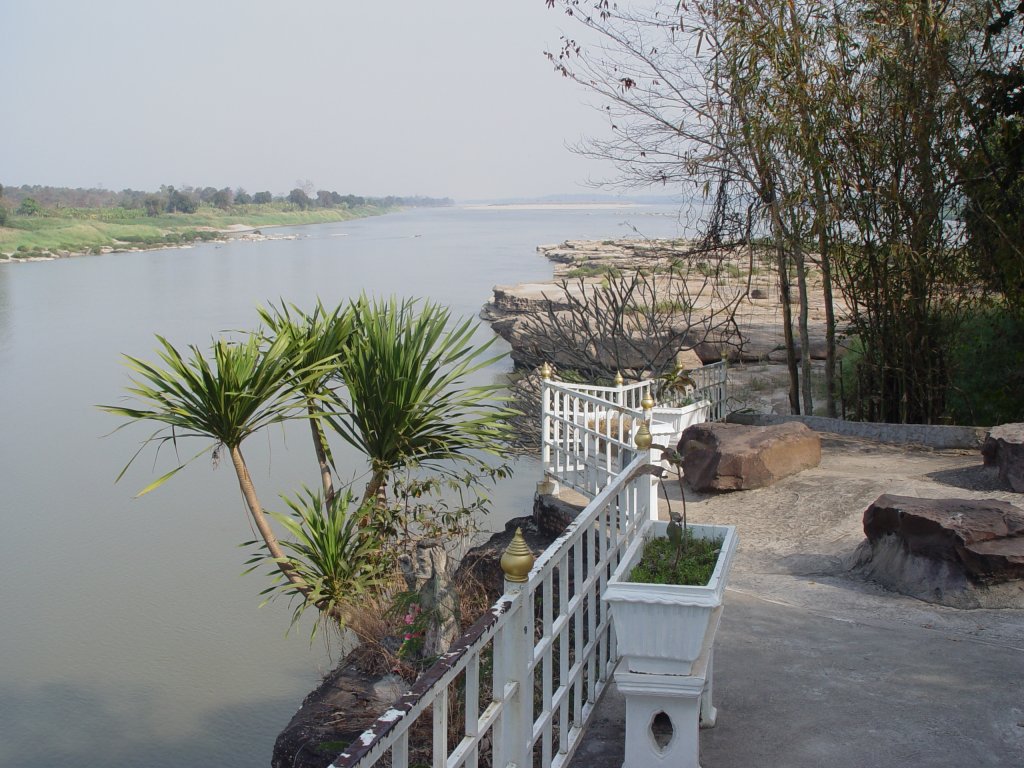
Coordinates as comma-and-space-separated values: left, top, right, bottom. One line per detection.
777, 248, 801, 414
308, 403, 335, 504
229, 444, 309, 593
819, 231, 838, 418
795, 246, 813, 415
360, 469, 387, 514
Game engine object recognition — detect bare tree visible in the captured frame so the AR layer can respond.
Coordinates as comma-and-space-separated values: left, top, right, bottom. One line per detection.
511, 258, 745, 380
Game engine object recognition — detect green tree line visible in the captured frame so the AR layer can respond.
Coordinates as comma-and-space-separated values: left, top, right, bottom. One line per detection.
0, 183, 453, 218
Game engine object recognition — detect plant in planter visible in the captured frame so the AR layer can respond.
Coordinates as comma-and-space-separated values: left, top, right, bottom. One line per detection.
604, 518, 738, 676
602, 443, 738, 768
605, 444, 738, 675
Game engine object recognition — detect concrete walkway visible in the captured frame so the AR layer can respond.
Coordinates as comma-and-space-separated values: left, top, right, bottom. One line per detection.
570, 588, 1024, 768
568, 435, 1024, 767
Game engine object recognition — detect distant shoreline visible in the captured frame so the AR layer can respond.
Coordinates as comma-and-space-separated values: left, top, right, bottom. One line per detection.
0, 206, 394, 264
462, 202, 646, 211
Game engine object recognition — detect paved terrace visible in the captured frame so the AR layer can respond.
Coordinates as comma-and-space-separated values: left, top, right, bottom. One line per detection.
567, 435, 1024, 768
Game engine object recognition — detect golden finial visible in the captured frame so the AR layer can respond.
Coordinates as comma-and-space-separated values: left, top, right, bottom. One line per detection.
501, 528, 535, 583
634, 420, 653, 450
641, 392, 656, 411
614, 371, 624, 387
539, 361, 553, 380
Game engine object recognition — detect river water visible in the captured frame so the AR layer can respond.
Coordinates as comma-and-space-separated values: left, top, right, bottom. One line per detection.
0, 204, 689, 767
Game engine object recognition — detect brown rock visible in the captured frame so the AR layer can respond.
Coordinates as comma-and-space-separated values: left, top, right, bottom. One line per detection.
862, 494, 1024, 583
272, 661, 398, 768
981, 423, 1024, 492
677, 421, 821, 491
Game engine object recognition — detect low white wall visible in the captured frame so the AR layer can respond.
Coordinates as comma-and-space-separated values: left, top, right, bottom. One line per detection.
726, 412, 988, 449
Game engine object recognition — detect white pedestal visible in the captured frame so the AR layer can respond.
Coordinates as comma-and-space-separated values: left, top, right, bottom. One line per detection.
536, 477, 560, 496
614, 605, 721, 768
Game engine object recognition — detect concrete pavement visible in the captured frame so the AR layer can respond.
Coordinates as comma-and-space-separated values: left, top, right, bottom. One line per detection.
569, 587, 1024, 768
567, 435, 1024, 767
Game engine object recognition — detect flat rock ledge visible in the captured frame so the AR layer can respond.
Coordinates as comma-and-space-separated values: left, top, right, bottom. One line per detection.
855, 494, 1024, 608
481, 238, 835, 368
677, 421, 822, 491
981, 422, 1024, 492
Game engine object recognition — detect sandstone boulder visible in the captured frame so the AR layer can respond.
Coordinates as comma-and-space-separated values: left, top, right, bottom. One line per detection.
676, 421, 821, 491
981, 423, 1024, 492
857, 494, 1024, 607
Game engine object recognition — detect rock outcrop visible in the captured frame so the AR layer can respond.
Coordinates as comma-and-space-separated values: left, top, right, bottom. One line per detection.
856, 494, 1024, 608
981, 423, 1024, 492
272, 663, 406, 768
273, 517, 562, 768
676, 421, 822, 491
481, 238, 837, 369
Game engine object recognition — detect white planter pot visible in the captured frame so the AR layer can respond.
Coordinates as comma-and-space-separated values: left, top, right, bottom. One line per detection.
604, 520, 738, 676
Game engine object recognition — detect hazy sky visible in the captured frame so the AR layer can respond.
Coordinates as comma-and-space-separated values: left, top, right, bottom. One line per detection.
1, 1, 626, 201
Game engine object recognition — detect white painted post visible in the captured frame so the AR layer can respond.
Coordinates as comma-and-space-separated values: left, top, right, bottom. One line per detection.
615, 670, 706, 768
646, 446, 660, 523
538, 363, 559, 496
639, 393, 660, 522
499, 530, 536, 768
613, 601, 723, 768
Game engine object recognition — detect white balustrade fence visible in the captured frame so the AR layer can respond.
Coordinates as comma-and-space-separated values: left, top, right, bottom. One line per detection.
541, 362, 726, 498
332, 455, 659, 768
689, 361, 728, 422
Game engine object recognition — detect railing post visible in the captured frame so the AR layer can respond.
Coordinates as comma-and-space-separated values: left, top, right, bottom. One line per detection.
719, 358, 728, 422
498, 529, 536, 768
637, 393, 660, 522
538, 362, 559, 495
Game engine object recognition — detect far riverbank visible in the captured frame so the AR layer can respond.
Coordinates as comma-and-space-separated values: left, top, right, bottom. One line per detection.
0, 204, 396, 263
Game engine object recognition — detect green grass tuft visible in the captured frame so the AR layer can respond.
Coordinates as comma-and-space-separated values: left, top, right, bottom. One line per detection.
629, 533, 722, 586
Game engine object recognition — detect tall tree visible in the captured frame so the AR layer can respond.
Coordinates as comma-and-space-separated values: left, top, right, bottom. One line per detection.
106, 300, 513, 635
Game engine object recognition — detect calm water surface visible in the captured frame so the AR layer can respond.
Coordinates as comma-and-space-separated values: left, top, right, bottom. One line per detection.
0, 205, 688, 767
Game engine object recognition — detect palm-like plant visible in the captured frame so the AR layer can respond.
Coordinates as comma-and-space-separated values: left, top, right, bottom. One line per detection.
331, 296, 514, 507
102, 332, 325, 596
105, 298, 516, 635
258, 300, 354, 503
247, 487, 386, 635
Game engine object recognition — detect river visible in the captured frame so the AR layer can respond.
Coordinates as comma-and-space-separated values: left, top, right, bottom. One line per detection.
0, 204, 690, 768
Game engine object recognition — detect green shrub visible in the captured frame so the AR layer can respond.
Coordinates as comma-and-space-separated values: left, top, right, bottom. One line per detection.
565, 264, 621, 279
944, 310, 1024, 426
17, 198, 42, 216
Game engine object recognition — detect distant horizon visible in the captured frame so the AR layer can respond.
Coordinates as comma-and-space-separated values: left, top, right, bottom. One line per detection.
1, 181, 689, 208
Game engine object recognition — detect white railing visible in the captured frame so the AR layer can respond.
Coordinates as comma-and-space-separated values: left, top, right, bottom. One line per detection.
541, 363, 725, 498
690, 361, 728, 422
331, 454, 659, 768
